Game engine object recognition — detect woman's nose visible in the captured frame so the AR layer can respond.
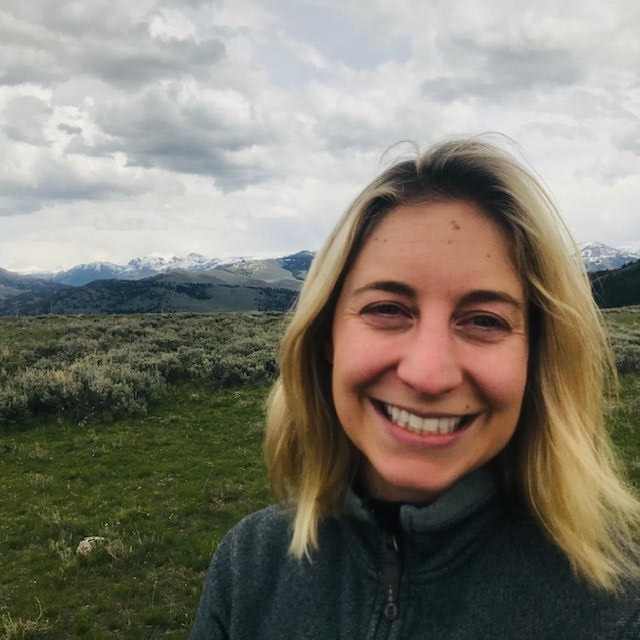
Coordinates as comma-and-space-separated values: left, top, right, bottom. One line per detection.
395, 323, 464, 395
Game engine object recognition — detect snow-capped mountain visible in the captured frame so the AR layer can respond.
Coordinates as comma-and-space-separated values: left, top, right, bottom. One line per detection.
618, 241, 640, 255
579, 242, 640, 272
52, 262, 127, 286
47, 253, 221, 285
119, 253, 223, 280
42, 251, 314, 287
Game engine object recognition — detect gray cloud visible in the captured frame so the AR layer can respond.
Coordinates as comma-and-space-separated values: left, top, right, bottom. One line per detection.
0, 196, 42, 217
2, 96, 53, 146
75, 84, 282, 191
483, 46, 582, 91
0, 0, 270, 198
0, 52, 70, 86
4, 179, 135, 203
0, 2, 226, 90
422, 45, 582, 103
58, 124, 83, 135
0, 157, 145, 216
523, 121, 595, 141
613, 123, 640, 157
321, 114, 389, 152
78, 35, 226, 88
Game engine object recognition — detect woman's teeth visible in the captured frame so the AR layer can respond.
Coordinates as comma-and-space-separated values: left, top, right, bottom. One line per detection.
384, 403, 466, 435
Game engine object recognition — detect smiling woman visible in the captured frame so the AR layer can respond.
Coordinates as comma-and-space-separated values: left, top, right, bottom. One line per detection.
330, 201, 529, 504
190, 138, 640, 639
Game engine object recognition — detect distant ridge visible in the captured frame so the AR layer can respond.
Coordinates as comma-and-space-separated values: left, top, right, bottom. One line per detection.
0, 267, 69, 304
0, 251, 314, 315
590, 260, 640, 308
0, 279, 299, 315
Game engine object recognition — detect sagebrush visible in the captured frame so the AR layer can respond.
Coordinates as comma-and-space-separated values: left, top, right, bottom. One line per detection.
0, 312, 285, 425
605, 307, 640, 374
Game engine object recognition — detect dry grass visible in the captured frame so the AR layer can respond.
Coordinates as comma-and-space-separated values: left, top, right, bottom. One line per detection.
0, 600, 50, 640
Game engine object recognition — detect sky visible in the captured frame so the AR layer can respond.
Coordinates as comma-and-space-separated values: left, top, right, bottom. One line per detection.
1, 0, 640, 273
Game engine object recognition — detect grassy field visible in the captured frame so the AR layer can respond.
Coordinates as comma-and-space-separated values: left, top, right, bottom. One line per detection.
0, 309, 639, 638
1, 383, 269, 639
607, 373, 640, 488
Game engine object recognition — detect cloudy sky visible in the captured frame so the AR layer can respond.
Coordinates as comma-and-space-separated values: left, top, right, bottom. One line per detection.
1, 0, 639, 273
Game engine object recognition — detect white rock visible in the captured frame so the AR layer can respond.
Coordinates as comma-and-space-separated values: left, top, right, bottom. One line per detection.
76, 536, 108, 556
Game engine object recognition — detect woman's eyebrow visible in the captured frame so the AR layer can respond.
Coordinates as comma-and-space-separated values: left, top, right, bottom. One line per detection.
460, 290, 524, 309
353, 280, 416, 298
352, 283, 524, 309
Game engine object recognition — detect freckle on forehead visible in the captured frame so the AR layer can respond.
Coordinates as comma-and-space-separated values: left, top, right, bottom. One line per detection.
450, 220, 461, 230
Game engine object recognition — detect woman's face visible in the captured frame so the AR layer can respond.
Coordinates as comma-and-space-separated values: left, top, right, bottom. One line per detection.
329, 200, 529, 503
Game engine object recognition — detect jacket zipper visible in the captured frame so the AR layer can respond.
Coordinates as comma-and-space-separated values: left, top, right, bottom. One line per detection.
374, 532, 400, 640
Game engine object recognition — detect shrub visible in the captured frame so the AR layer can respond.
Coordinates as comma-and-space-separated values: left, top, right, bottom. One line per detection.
0, 312, 285, 427
603, 309, 640, 374
0, 361, 166, 423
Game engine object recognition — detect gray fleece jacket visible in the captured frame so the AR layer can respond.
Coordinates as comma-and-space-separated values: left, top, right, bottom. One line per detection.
190, 469, 640, 639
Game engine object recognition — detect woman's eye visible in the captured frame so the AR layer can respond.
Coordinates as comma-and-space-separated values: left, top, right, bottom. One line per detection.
361, 302, 409, 321
369, 303, 403, 316
471, 315, 502, 328
459, 313, 510, 336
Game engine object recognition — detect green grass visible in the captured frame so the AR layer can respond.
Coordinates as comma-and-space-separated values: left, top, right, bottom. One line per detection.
607, 373, 640, 488
0, 384, 270, 639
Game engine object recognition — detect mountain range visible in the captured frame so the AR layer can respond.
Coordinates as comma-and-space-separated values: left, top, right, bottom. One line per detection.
29, 252, 312, 287
1, 243, 639, 315
0, 251, 313, 315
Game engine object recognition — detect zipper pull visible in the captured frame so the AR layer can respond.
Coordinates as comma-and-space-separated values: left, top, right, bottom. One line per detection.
383, 533, 399, 621
384, 585, 398, 620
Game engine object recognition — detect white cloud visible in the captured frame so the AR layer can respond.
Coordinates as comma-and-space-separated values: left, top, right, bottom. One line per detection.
0, 0, 639, 271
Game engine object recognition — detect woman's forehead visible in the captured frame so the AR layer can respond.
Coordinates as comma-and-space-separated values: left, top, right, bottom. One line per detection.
340, 200, 527, 305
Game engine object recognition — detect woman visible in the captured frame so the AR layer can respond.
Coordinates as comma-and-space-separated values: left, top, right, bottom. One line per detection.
191, 138, 640, 639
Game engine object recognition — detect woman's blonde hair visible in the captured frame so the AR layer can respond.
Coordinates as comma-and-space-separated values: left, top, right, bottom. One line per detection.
264, 136, 640, 591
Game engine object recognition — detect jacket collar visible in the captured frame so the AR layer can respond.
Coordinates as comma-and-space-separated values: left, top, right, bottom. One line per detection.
344, 467, 498, 533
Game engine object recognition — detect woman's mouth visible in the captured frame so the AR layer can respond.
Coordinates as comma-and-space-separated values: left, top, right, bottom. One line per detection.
378, 401, 474, 435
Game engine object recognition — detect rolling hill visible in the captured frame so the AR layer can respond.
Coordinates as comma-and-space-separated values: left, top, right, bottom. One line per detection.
0, 277, 299, 315
590, 260, 640, 308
